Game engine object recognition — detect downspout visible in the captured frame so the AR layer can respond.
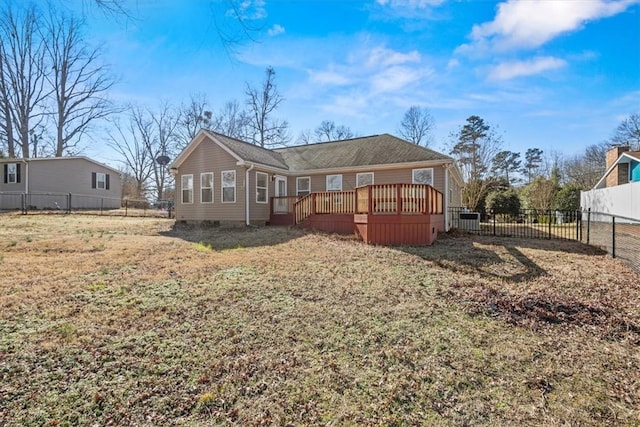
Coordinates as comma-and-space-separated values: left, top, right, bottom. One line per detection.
245, 163, 255, 226
444, 164, 449, 231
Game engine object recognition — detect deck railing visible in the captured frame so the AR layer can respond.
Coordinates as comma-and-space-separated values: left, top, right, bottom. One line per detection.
294, 191, 356, 224
356, 184, 443, 215
291, 184, 443, 224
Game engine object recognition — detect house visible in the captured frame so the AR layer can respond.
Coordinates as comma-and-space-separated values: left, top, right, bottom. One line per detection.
171, 130, 463, 245
0, 157, 122, 211
581, 146, 640, 219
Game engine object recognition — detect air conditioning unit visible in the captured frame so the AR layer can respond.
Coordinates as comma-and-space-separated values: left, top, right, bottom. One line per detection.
456, 211, 481, 231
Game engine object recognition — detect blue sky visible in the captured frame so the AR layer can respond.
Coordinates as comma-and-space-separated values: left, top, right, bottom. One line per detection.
65, 0, 639, 163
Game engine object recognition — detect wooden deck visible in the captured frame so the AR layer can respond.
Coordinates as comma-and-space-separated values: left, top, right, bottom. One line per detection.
270, 184, 444, 246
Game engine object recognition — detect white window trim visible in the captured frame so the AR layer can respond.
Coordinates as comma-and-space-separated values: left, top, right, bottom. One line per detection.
200, 172, 214, 204
181, 174, 194, 204
412, 168, 434, 186
7, 163, 17, 184
326, 174, 343, 191
256, 172, 268, 204
96, 172, 106, 189
296, 176, 311, 196
356, 172, 374, 187
221, 170, 236, 203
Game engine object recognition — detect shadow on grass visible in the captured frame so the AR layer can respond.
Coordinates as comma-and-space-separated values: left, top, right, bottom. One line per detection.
404, 233, 607, 283
160, 223, 309, 251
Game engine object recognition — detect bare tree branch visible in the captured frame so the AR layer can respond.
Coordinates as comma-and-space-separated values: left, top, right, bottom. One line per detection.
245, 66, 289, 147
398, 106, 434, 146
0, 3, 49, 158
42, 8, 118, 156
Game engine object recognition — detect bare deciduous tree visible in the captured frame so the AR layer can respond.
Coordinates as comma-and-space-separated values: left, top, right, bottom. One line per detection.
211, 99, 250, 140
314, 120, 355, 142
398, 105, 434, 146
609, 113, 640, 150
106, 112, 154, 199
178, 92, 211, 148
43, 10, 117, 156
245, 66, 289, 147
0, 3, 48, 158
145, 103, 181, 201
563, 142, 608, 189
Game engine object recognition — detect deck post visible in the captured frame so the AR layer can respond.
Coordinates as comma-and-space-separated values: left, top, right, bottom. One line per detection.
396, 185, 402, 215
368, 186, 373, 214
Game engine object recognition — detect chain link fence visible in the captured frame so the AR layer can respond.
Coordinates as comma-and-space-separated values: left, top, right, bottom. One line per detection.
0, 192, 173, 218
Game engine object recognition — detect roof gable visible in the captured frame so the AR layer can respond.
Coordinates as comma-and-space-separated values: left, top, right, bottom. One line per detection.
594, 151, 640, 189
171, 129, 289, 170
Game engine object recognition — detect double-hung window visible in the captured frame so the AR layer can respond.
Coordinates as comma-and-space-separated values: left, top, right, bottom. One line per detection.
201, 172, 213, 203
91, 172, 110, 190
412, 168, 434, 186
181, 174, 193, 204
221, 170, 236, 203
356, 172, 374, 187
296, 177, 310, 196
326, 174, 342, 191
4, 163, 19, 184
256, 172, 268, 204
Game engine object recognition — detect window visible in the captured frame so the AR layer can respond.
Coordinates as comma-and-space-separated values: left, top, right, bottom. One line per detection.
256, 172, 268, 204
221, 170, 236, 203
412, 168, 434, 186
4, 163, 20, 184
201, 172, 213, 203
97, 173, 106, 189
356, 172, 374, 187
326, 174, 342, 191
181, 174, 193, 204
296, 176, 310, 196
91, 172, 110, 190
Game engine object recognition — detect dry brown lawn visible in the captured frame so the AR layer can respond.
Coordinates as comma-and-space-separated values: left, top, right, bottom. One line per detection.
0, 213, 638, 426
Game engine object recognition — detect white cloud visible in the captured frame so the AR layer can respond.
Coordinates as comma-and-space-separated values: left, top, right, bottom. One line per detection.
366, 46, 421, 68
227, 0, 267, 21
267, 24, 285, 36
308, 69, 351, 85
488, 56, 567, 80
459, 0, 638, 53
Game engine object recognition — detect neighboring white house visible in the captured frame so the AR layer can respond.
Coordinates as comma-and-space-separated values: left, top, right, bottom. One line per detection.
581, 146, 640, 219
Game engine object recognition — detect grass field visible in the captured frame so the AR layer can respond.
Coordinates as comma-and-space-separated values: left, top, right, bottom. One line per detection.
1, 214, 639, 425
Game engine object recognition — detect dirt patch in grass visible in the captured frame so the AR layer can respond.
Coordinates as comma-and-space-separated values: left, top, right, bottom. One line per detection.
1, 215, 639, 425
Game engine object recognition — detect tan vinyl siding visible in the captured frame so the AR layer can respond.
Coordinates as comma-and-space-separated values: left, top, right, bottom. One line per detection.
29, 159, 121, 204
300, 165, 448, 194
175, 138, 246, 222
248, 169, 274, 224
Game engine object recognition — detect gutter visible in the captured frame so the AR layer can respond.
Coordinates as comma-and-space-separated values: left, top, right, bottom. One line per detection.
245, 163, 255, 226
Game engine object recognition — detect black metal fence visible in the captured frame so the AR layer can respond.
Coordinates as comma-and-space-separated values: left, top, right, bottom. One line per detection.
449, 207, 640, 273
0, 192, 173, 218
449, 207, 582, 240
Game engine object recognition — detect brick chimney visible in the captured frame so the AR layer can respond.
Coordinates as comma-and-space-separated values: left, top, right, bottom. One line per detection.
605, 146, 629, 187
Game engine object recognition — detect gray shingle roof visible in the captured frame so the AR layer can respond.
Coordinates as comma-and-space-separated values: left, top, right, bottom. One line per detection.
206, 131, 289, 170
274, 134, 452, 171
